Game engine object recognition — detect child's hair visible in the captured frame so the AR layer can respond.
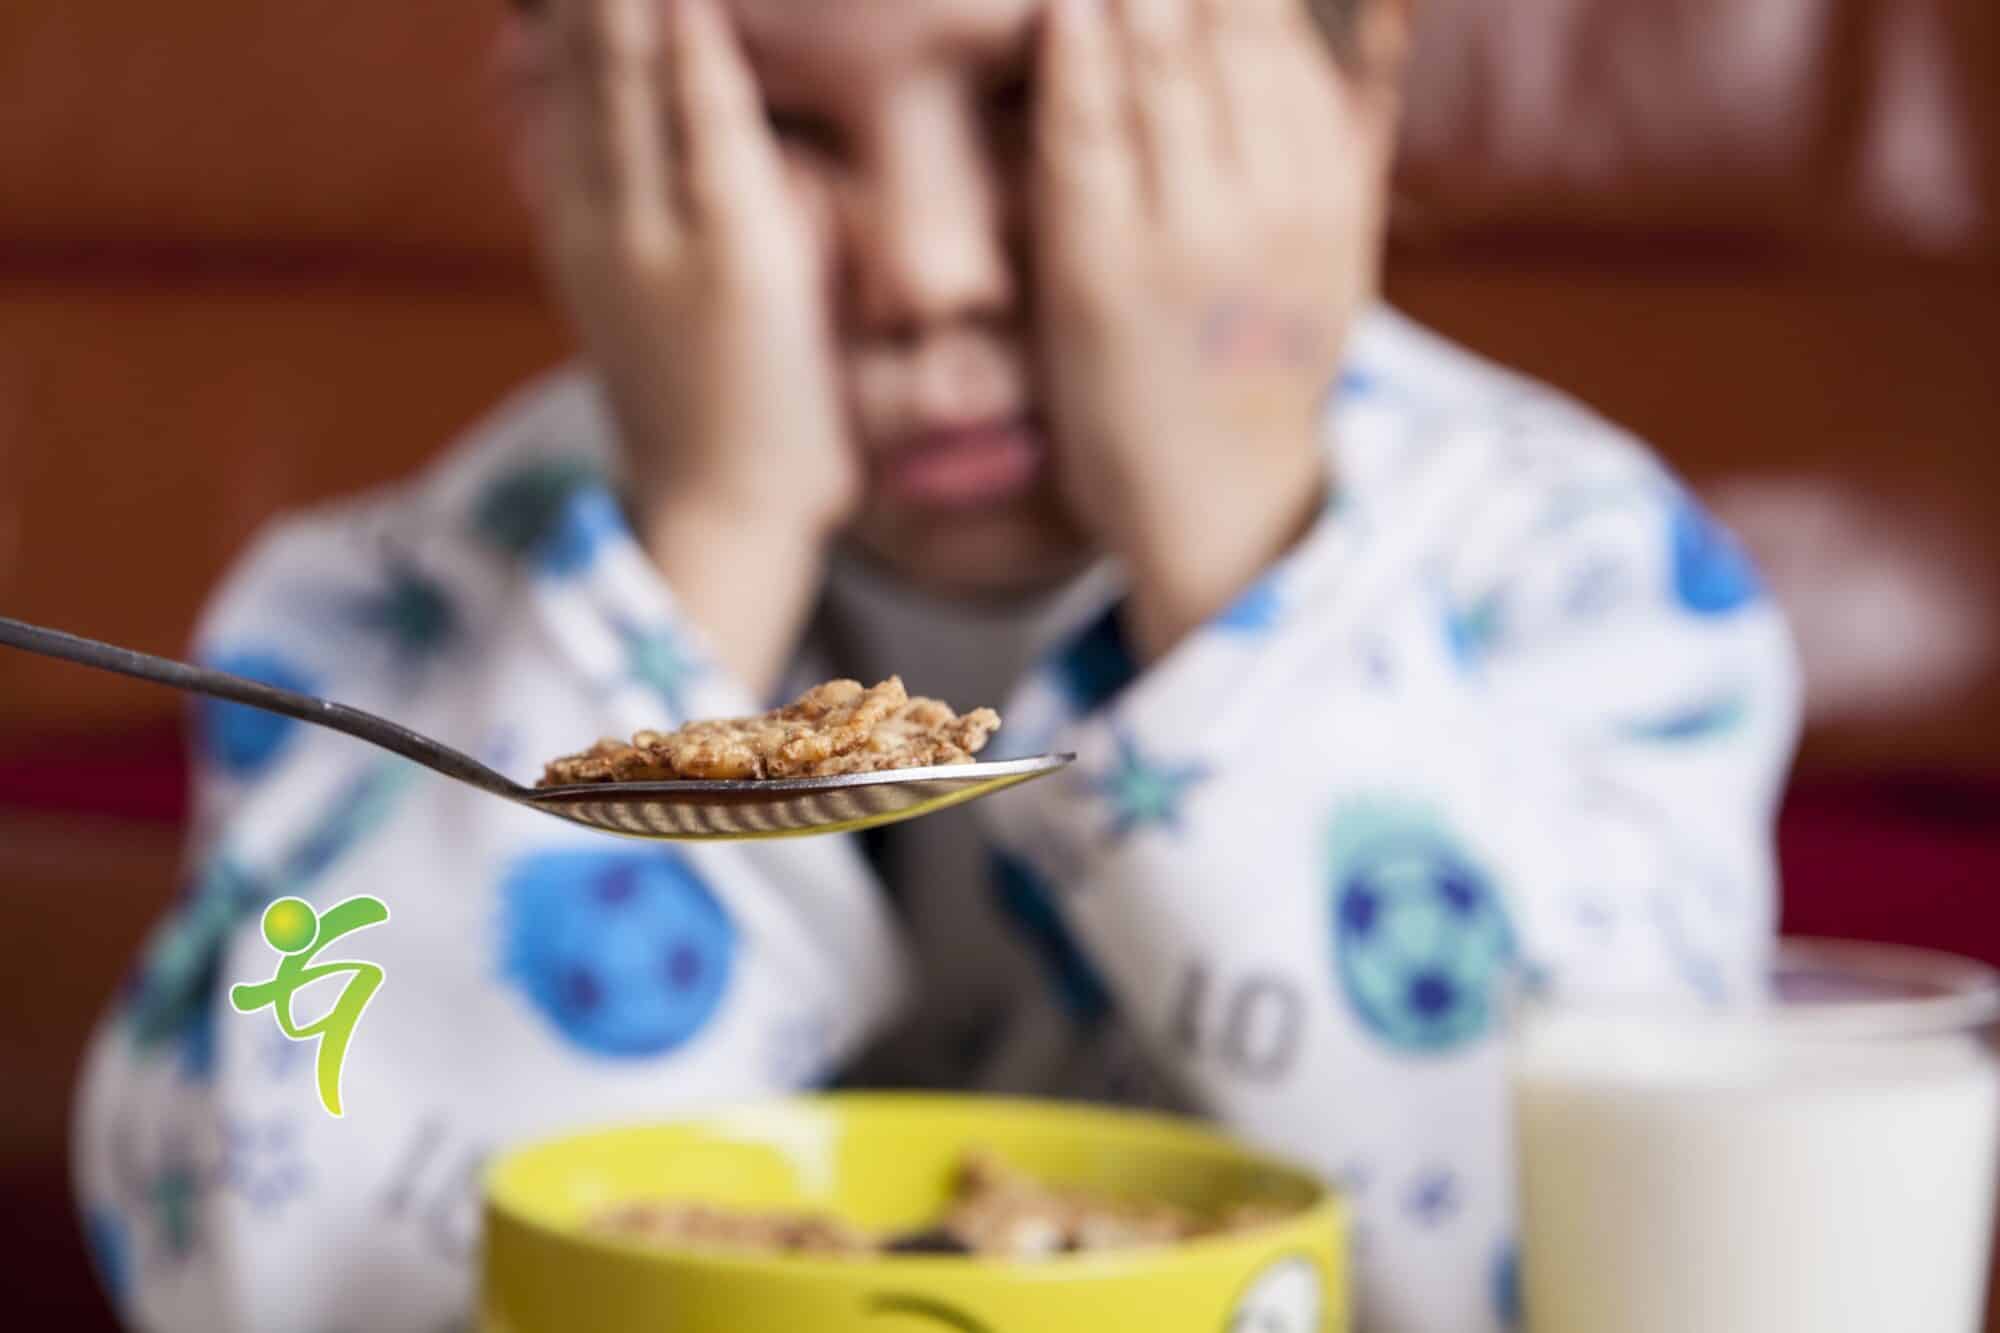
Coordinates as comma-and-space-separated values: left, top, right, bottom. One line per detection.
505, 0, 1369, 53
1309, 0, 1364, 52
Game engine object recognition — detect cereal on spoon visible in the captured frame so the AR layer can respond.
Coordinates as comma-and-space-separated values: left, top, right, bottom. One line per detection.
540, 677, 1001, 786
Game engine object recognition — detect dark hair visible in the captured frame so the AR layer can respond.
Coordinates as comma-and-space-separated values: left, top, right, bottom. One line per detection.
1311, 0, 1367, 59
508, 0, 1366, 46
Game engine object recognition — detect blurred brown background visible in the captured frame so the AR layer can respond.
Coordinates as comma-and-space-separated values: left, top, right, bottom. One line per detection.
2, 0, 1996, 1325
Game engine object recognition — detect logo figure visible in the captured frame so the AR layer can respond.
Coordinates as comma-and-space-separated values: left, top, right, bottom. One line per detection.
230, 896, 389, 1118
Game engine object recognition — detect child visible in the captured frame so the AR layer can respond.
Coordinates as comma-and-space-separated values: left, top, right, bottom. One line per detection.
74, 1, 1799, 1329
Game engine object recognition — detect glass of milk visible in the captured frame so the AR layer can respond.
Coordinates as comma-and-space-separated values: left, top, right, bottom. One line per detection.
1509, 939, 2000, 1333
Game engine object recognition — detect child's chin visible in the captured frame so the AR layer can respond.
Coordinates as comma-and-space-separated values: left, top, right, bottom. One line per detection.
846, 496, 1094, 603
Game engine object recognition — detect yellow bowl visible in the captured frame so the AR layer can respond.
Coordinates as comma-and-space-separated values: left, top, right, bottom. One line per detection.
481, 1093, 1348, 1333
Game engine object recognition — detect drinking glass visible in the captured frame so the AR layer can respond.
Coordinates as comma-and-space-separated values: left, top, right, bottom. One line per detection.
1509, 939, 2000, 1333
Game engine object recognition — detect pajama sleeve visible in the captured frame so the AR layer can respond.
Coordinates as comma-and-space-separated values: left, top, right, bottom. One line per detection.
80, 373, 916, 1333
166, 376, 912, 1107
980, 408, 1800, 1331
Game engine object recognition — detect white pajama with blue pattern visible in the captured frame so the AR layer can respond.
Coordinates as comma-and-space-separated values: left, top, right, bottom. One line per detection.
72, 307, 1800, 1333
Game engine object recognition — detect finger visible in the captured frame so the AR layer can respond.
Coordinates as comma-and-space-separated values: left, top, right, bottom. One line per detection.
549, 0, 677, 251
1228, 0, 1302, 21
1196, 0, 1293, 191
670, 0, 789, 228
1036, 0, 1140, 227
1274, 25, 1357, 181
1114, 0, 1222, 221
1227, 0, 1357, 203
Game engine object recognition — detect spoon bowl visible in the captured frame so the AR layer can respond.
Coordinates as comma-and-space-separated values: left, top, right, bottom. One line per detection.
528, 755, 1069, 840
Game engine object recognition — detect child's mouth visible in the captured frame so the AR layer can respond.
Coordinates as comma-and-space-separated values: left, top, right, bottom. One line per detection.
876, 417, 1047, 511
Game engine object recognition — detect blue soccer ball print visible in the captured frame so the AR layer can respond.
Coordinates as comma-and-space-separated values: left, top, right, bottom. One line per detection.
1668, 496, 1763, 617
1329, 802, 1514, 1052
1492, 1238, 1522, 1330
197, 650, 314, 778
501, 849, 737, 1058
82, 1205, 130, 1311
534, 485, 627, 577
470, 459, 616, 574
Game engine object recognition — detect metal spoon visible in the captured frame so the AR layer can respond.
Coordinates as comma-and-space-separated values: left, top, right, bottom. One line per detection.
0, 616, 1071, 841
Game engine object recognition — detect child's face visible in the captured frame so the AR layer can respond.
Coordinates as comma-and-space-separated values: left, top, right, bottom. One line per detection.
510, 0, 1390, 602
723, 0, 1085, 600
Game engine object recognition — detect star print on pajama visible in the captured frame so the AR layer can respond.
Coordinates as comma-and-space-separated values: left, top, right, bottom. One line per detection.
1084, 731, 1211, 842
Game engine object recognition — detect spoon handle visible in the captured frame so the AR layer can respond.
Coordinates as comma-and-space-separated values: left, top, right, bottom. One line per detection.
0, 615, 525, 798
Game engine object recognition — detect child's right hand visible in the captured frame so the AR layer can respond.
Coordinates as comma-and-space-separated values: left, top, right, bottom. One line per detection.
534, 0, 857, 692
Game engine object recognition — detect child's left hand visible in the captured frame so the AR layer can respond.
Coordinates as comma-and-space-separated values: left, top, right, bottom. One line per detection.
1033, 0, 1391, 660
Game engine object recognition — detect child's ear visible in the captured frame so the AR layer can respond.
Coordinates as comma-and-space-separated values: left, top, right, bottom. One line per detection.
490, 8, 558, 223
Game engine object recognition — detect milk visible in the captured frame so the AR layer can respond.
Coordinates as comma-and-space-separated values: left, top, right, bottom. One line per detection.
1512, 1008, 2000, 1333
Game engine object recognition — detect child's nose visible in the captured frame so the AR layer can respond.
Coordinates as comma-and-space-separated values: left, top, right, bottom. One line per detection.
847, 105, 1016, 338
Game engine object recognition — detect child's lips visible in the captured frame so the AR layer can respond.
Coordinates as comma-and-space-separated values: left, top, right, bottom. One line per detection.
876, 418, 1046, 510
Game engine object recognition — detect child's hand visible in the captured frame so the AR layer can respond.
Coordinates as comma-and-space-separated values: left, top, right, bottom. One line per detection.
1033, 0, 1385, 660
536, 0, 854, 691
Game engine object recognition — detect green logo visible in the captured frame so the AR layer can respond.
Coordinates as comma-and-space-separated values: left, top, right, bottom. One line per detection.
230, 895, 389, 1118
